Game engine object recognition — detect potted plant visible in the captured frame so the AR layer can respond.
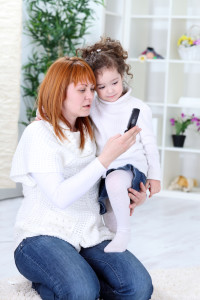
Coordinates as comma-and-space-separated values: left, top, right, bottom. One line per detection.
170, 113, 200, 147
22, 0, 104, 126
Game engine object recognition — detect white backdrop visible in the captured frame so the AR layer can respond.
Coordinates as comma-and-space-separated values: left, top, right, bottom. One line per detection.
0, 0, 22, 189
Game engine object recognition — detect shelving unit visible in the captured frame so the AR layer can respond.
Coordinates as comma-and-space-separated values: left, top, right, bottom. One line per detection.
103, 0, 200, 200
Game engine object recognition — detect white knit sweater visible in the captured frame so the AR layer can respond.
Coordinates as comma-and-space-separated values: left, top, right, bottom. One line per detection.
10, 121, 114, 251
90, 89, 161, 180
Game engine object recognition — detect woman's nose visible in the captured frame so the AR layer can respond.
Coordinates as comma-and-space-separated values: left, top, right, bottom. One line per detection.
86, 90, 93, 99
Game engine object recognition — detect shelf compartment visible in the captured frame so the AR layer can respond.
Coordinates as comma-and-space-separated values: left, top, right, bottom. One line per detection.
131, 0, 170, 16
104, 15, 123, 41
129, 18, 168, 58
151, 110, 163, 147
170, 19, 200, 60
128, 61, 166, 104
167, 64, 200, 104
172, 0, 200, 17
163, 151, 200, 190
165, 107, 200, 149
104, 0, 124, 15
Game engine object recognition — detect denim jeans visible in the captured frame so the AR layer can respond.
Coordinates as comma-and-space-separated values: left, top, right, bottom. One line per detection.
99, 164, 147, 214
14, 236, 153, 300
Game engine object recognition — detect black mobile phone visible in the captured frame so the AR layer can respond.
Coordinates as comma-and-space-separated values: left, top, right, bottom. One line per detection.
125, 108, 140, 132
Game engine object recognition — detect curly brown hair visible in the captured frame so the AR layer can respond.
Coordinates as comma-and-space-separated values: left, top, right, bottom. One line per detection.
77, 37, 133, 79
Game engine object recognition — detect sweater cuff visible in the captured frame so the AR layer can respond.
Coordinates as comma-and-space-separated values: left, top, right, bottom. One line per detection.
147, 168, 161, 181
95, 157, 107, 173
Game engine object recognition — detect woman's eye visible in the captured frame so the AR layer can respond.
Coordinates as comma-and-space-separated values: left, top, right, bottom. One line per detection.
98, 86, 105, 90
113, 81, 118, 85
79, 89, 85, 93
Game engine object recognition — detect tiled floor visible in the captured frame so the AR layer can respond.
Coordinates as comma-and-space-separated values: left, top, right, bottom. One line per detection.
0, 196, 200, 279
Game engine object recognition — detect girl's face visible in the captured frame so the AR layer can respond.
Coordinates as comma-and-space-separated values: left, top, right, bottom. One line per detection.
62, 82, 95, 128
96, 67, 123, 102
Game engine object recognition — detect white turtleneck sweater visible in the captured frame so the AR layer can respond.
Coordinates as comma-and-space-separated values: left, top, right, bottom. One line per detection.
90, 89, 161, 180
10, 121, 114, 251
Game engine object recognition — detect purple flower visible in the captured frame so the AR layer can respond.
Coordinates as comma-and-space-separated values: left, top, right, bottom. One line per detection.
193, 39, 200, 45
191, 117, 199, 122
198, 127, 200, 131
170, 118, 175, 126
197, 122, 200, 126
181, 113, 185, 118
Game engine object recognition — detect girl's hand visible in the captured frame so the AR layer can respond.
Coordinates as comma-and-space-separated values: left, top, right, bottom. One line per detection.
98, 126, 141, 168
128, 182, 147, 216
145, 179, 161, 198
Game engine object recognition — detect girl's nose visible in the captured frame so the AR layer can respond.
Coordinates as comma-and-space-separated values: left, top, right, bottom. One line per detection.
107, 86, 114, 94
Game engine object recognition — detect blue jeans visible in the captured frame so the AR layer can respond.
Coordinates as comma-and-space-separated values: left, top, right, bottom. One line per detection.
14, 236, 153, 300
99, 164, 147, 214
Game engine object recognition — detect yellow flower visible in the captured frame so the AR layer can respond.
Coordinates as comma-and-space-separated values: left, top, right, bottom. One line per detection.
138, 55, 147, 62
177, 35, 194, 46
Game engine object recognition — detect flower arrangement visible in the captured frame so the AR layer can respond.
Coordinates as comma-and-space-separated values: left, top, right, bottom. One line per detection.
177, 25, 200, 60
170, 113, 200, 135
177, 35, 196, 47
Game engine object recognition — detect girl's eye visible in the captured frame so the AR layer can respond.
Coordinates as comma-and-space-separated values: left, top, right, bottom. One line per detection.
113, 81, 118, 85
79, 89, 86, 93
98, 86, 105, 90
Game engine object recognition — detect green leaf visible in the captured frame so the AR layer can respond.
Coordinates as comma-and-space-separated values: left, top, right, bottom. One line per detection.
22, 0, 104, 125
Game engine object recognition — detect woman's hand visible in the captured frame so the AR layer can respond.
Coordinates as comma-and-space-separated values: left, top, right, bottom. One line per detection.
98, 126, 141, 168
128, 182, 147, 216
145, 179, 161, 198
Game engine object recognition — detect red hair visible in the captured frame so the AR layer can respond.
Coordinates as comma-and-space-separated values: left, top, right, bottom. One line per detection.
37, 57, 96, 149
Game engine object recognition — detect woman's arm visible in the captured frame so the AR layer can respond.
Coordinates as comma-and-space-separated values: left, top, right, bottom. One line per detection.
31, 158, 105, 209
31, 126, 141, 209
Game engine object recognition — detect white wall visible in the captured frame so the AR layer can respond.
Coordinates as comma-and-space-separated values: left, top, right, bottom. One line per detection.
0, 0, 104, 200
0, 0, 23, 197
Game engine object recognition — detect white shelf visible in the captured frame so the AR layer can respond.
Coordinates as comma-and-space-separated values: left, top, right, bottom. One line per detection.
167, 103, 200, 108
164, 147, 200, 154
171, 15, 200, 19
129, 58, 200, 64
128, 58, 166, 63
105, 11, 122, 17
169, 59, 200, 64
131, 15, 169, 19
103, 0, 200, 200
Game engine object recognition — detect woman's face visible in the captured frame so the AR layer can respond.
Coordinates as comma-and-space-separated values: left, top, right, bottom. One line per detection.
62, 82, 95, 127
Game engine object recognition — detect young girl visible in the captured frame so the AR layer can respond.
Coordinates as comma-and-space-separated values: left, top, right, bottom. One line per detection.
78, 37, 161, 253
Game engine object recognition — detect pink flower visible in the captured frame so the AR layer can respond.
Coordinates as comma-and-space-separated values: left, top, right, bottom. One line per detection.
181, 113, 185, 118
170, 118, 175, 126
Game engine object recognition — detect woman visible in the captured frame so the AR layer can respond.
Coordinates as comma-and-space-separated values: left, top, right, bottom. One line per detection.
11, 56, 153, 300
